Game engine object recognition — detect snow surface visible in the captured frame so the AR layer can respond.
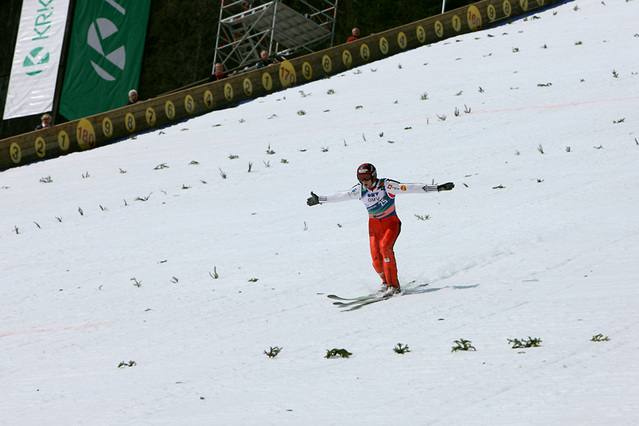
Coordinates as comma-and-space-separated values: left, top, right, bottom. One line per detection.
2, 1, 639, 424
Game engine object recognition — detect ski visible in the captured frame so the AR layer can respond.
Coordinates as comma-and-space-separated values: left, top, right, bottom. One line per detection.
327, 281, 421, 303
343, 294, 393, 311
327, 281, 427, 311
332, 296, 381, 307
327, 293, 377, 302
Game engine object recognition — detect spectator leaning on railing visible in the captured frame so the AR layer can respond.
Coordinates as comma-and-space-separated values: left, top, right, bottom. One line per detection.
35, 113, 52, 130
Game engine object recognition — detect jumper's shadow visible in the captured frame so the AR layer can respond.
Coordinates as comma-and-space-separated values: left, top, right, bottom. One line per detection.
402, 283, 480, 296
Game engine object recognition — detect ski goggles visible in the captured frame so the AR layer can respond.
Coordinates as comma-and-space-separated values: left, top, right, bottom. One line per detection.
357, 173, 373, 182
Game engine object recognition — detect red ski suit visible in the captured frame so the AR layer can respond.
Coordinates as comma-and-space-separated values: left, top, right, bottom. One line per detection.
319, 178, 438, 289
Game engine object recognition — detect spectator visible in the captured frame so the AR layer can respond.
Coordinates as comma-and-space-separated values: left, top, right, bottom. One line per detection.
256, 50, 277, 68
346, 27, 360, 42
208, 63, 227, 82
126, 90, 138, 105
35, 113, 52, 130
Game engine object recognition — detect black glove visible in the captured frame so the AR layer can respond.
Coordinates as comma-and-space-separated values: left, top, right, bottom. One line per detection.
437, 182, 454, 192
307, 191, 320, 206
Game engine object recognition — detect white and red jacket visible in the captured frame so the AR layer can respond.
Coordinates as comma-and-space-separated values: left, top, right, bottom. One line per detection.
319, 178, 438, 219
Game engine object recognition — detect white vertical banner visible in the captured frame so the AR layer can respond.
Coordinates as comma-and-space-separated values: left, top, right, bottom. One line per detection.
3, 0, 71, 120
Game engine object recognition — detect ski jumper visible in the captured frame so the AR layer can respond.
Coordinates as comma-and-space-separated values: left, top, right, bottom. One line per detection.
319, 179, 438, 289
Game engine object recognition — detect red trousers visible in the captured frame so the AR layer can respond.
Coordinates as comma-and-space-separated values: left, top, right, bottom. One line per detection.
368, 215, 402, 288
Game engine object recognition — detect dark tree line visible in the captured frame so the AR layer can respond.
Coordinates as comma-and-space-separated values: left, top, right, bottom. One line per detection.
139, 0, 220, 98
139, 0, 474, 99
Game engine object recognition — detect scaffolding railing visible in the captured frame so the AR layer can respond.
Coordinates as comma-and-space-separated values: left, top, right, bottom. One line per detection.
213, 0, 338, 74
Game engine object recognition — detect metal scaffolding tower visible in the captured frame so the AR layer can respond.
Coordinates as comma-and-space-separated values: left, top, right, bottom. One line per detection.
213, 0, 338, 74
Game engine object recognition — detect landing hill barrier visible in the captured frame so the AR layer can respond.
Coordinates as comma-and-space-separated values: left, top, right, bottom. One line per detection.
0, 0, 560, 170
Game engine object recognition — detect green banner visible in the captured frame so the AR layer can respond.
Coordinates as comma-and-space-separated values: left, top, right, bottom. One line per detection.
59, 0, 151, 120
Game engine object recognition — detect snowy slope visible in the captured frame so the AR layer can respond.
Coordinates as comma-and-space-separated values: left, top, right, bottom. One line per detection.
2, 1, 639, 424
